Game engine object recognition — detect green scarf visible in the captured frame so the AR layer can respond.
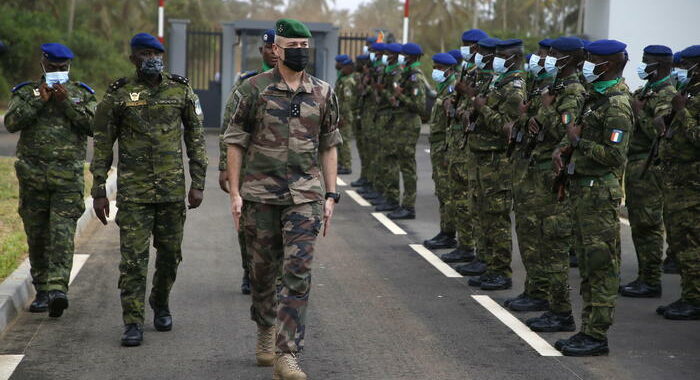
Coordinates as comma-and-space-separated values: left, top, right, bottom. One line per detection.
262, 62, 273, 72
645, 75, 671, 90
437, 73, 455, 92
591, 77, 621, 94
404, 61, 421, 72
385, 63, 401, 74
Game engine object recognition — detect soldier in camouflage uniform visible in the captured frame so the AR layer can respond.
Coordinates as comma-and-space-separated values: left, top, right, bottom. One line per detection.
219, 29, 279, 295
351, 54, 370, 187
4, 43, 95, 318
619, 45, 676, 298
552, 39, 632, 356
385, 43, 427, 220
439, 29, 488, 263
423, 52, 458, 250
334, 54, 356, 174
505, 38, 557, 313
467, 38, 526, 291
512, 38, 587, 331
656, 45, 700, 320
90, 33, 208, 347
223, 19, 342, 379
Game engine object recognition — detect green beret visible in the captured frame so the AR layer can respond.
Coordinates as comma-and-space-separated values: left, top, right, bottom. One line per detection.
275, 18, 312, 39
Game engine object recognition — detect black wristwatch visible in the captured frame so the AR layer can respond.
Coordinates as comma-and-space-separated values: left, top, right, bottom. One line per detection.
325, 192, 341, 203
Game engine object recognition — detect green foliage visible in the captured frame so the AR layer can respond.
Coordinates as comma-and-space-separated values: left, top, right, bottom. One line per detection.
0, 157, 27, 281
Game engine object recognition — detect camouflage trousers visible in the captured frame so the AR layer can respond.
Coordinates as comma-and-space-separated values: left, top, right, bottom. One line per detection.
431, 147, 454, 234
663, 162, 700, 306
361, 106, 379, 187
243, 200, 323, 354
238, 219, 250, 272
352, 114, 369, 180
116, 201, 186, 325
374, 109, 395, 198
513, 160, 573, 313
624, 159, 665, 286
337, 117, 353, 170
570, 174, 622, 340
385, 112, 421, 208
470, 152, 513, 277
448, 151, 476, 249
15, 159, 85, 293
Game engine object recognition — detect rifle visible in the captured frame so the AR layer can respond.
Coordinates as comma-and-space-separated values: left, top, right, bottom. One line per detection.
507, 85, 545, 157
640, 87, 688, 179
463, 73, 493, 137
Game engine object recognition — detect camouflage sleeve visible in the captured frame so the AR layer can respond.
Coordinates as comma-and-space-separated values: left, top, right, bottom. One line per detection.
89, 92, 119, 198
549, 88, 586, 142
4, 88, 45, 133
481, 85, 525, 134
652, 86, 676, 119
397, 72, 427, 114
219, 87, 238, 171
319, 88, 343, 150
62, 88, 97, 137
182, 86, 208, 191
670, 98, 700, 146
223, 81, 256, 149
577, 102, 633, 168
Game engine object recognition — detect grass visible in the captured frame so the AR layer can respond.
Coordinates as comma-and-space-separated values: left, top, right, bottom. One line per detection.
0, 158, 93, 281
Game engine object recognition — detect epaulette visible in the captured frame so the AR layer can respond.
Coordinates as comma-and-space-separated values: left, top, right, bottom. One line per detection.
109, 78, 128, 92
78, 82, 95, 94
11, 81, 33, 93
169, 73, 190, 85
240, 71, 258, 81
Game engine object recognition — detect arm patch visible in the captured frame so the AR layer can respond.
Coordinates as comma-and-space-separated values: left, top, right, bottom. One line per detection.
78, 82, 95, 94
108, 78, 128, 93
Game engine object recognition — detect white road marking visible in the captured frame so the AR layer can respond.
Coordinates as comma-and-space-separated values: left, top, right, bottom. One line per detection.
409, 244, 462, 278
620, 217, 630, 226
336, 177, 347, 187
424, 148, 431, 153
372, 212, 407, 235
0, 355, 24, 380
471, 295, 562, 357
345, 190, 371, 207
69, 254, 90, 285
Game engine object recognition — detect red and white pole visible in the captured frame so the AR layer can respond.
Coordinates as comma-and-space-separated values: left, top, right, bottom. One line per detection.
402, 0, 410, 43
157, 0, 165, 43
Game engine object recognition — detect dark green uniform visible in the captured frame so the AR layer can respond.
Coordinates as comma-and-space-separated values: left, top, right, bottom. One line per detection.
351, 70, 367, 180
361, 63, 383, 191
374, 62, 402, 202
90, 72, 208, 325
429, 73, 457, 234
335, 71, 356, 170
5, 80, 96, 293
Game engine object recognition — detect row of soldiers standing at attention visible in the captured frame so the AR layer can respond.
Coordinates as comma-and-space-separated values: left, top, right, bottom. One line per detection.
338, 30, 700, 356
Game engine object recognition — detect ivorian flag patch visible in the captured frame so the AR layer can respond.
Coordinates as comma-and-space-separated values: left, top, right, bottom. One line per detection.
610, 129, 624, 143
561, 112, 573, 125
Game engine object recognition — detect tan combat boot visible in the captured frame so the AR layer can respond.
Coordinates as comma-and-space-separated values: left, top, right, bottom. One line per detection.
256, 326, 275, 367
272, 353, 307, 380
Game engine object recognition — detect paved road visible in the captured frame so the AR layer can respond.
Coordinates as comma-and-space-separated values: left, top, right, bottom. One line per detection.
0, 133, 698, 379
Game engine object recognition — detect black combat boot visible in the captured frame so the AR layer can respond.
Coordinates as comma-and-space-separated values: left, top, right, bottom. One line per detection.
439, 246, 475, 263
561, 334, 609, 356
468, 274, 488, 287
503, 293, 525, 308
569, 249, 578, 268
455, 259, 487, 276
375, 201, 399, 212
47, 290, 68, 318
351, 178, 367, 187
662, 256, 680, 274
480, 274, 512, 290
619, 279, 661, 298
29, 290, 49, 313
656, 299, 683, 315
555, 332, 586, 351
149, 296, 173, 332
387, 207, 415, 220
527, 312, 576, 332
369, 195, 386, 206
423, 231, 457, 249
121, 323, 144, 347
662, 300, 700, 320
508, 296, 549, 312
241, 271, 252, 295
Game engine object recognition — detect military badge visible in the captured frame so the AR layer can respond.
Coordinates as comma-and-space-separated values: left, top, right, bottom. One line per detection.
33, 88, 40, 97
129, 92, 141, 101
561, 112, 573, 125
609, 129, 624, 143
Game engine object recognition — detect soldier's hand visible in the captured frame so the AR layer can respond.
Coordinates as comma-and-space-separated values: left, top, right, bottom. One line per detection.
455, 80, 469, 95
653, 116, 666, 136
473, 95, 487, 111
230, 193, 243, 231
552, 147, 565, 173
566, 123, 582, 143
52, 83, 68, 103
394, 85, 404, 96
93, 197, 110, 225
503, 121, 515, 140
38, 83, 51, 102
631, 98, 645, 116
187, 188, 204, 209
218, 170, 230, 193
541, 92, 556, 107
528, 117, 540, 134
323, 198, 335, 237
671, 92, 688, 112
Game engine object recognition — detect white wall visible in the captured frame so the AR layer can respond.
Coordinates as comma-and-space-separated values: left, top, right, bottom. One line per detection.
585, 0, 700, 90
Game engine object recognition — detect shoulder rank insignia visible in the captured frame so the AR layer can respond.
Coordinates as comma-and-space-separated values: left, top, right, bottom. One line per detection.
11, 81, 33, 93
410, 74, 417, 82
109, 77, 128, 92
78, 82, 95, 94
240, 71, 258, 81
169, 73, 190, 85
513, 79, 523, 89
610, 129, 624, 143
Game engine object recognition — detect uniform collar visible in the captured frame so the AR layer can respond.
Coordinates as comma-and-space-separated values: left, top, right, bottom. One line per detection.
271, 67, 313, 94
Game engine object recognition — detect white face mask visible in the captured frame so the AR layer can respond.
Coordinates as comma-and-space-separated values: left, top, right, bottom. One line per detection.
432, 68, 447, 83
636, 62, 657, 80
381, 55, 389, 65
460, 46, 472, 60
529, 54, 542, 75
475, 53, 485, 69
363, 46, 369, 55
43, 63, 70, 88
582, 60, 606, 83
369, 52, 376, 62
397, 54, 406, 65
544, 56, 559, 75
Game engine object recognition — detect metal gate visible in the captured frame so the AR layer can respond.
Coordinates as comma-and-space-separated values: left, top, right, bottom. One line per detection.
338, 32, 371, 58
186, 28, 222, 128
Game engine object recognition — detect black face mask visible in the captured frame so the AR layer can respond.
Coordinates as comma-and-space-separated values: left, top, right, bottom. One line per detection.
283, 48, 310, 72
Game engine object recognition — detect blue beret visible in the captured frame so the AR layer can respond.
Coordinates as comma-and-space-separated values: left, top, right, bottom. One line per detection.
551, 37, 584, 52
673, 52, 682, 64
401, 43, 423, 56
581, 39, 591, 50
386, 43, 403, 53
432, 52, 458, 66
366, 36, 377, 43
130, 33, 165, 52
643, 45, 672, 56
526, 53, 532, 60
448, 49, 462, 62
341, 58, 353, 65
371, 42, 386, 51
680, 45, 700, 59
335, 54, 349, 63
497, 39, 523, 49
587, 39, 627, 56
262, 29, 275, 44
41, 43, 74, 61
478, 37, 500, 48
461, 29, 488, 42
356, 54, 370, 60
538, 38, 553, 48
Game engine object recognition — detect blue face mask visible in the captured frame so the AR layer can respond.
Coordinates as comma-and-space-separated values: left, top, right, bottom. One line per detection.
381, 55, 389, 65
676, 67, 692, 86
544, 55, 559, 75
369, 52, 377, 62
432, 68, 447, 83
582, 60, 607, 83
475, 53, 486, 69
397, 54, 406, 65
529, 54, 542, 75
460, 46, 472, 60
45, 70, 70, 88
492, 55, 514, 74
637, 62, 657, 80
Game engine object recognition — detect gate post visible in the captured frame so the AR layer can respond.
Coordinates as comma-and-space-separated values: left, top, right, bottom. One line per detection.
168, 19, 190, 76
220, 21, 238, 123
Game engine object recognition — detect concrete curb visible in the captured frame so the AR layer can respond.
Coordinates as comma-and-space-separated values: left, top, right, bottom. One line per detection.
0, 167, 117, 334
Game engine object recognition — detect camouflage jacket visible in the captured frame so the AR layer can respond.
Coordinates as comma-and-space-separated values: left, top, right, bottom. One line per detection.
223, 68, 342, 205
447, 64, 479, 154
659, 81, 700, 163
90, 72, 208, 203
532, 73, 587, 164
429, 74, 457, 154
559, 80, 633, 179
219, 70, 259, 171
469, 70, 527, 153
394, 63, 427, 117
335, 73, 357, 124
5, 79, 96, 164
377, 63, 402, 112
628, 77, 675, 158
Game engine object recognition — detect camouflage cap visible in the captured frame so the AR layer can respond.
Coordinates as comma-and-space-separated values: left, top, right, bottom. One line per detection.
275, 18, 312, 39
